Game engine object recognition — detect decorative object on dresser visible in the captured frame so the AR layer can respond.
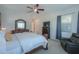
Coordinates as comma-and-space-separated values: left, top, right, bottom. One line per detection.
42, 21, 50, 39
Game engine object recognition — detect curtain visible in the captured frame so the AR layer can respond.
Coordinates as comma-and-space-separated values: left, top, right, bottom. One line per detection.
56, 16, 61, 39
77, 12, 79, 33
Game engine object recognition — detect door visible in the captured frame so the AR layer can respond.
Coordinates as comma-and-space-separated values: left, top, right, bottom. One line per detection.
31, 19, 42, 34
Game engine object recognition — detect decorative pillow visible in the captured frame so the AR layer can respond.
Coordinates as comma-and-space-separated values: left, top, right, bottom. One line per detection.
5, 31, 13, 41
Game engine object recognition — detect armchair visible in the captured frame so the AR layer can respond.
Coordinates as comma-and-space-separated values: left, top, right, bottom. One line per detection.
60, 33, 79, 54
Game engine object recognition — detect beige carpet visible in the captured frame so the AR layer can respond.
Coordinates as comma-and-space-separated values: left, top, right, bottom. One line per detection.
33, 39, 67, 54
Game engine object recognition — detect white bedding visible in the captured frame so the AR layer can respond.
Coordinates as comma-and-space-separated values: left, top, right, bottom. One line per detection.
0, 31, 48, 54
0, 31, 7, 53
14, 32, 48, 53
6, 34, 22, 54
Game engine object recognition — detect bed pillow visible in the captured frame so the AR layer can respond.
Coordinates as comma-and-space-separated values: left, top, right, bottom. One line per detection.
0, 31, 6, 52
5, 31, 13, 41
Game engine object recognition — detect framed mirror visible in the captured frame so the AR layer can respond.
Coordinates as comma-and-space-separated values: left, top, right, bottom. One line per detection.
15, 19, 26, 30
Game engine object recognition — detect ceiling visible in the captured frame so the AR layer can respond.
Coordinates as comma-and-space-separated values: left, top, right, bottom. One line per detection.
1, 4, 79, 13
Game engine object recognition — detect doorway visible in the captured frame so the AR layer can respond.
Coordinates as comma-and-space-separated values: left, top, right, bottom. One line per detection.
31, 19, 42, 34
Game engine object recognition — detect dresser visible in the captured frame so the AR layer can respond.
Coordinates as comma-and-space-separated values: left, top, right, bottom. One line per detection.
11, 29, 29, 34
42, 21, 50, 39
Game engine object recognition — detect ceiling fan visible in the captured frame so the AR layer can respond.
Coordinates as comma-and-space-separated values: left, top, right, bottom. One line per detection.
27, 4, 44, 14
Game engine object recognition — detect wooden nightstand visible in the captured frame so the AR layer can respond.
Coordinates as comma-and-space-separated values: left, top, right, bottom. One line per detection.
42, 26, 49, 40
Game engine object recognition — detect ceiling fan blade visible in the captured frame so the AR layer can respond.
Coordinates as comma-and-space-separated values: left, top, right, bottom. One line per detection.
36, 11, 39, 14
27, 10, 33, 13
35, 4, 39, 8
38, 9, 44, 11
27, 6, 33, 9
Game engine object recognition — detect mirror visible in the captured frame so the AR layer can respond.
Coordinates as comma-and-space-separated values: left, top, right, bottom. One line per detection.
15, 19, 26, 30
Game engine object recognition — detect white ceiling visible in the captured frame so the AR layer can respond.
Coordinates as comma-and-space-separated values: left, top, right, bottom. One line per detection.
1, 4, 79, 13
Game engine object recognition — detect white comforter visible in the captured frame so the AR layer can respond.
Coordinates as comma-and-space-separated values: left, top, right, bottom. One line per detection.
6, 35, 22, 54
14, 32, 48, 53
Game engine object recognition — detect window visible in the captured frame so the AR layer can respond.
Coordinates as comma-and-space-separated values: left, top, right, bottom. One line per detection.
17, 22, 25, 29
15, 19, 26, 30
61, 14, 72, 32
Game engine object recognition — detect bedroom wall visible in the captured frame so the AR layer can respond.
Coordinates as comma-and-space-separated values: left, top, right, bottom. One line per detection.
0, 5, 79, 40
54, 7, 79, 38
41, 6, 79, 39
0, 6, 54, 36
0, 7, 37, 32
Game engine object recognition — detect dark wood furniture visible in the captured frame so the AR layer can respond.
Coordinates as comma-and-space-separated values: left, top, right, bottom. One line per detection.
11, 29, 29, 34
42, 21, 50, 39
42, 27, 48, 39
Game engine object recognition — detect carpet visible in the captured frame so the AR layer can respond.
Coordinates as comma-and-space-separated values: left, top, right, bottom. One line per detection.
33, 39, 67, 54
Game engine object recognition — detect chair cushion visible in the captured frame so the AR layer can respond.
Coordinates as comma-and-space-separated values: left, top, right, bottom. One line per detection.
71, 33, 79, 43
72, 33, 79, 38
71, 37, 79, 43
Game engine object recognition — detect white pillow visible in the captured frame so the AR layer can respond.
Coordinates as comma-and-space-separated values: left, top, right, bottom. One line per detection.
0, 31, 6, 53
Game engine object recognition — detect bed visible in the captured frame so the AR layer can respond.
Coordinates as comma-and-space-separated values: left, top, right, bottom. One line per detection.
0, 31, 48, 54
14, 32, 48, 53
